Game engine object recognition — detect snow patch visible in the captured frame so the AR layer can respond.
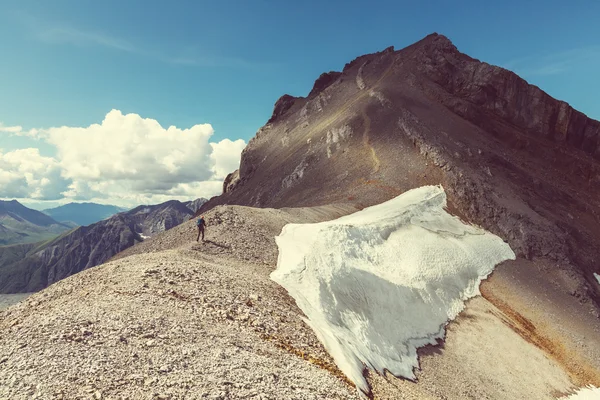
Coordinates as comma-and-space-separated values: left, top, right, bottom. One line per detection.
594, 272, 600, 285
271, 185, 515, 395
560, 385, 600, 399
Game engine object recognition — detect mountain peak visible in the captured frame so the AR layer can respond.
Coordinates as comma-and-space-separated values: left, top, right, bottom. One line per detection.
267, 94, 299, 124
1, 198, 195, 292
420, 32, 454, 46
405, 32, 461, 58
198, 34, 600, 308
307, 71, 342, 99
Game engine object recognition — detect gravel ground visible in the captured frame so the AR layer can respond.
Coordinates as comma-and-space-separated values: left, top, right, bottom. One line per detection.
0, 204, 588, 399
0, 205, 360, 400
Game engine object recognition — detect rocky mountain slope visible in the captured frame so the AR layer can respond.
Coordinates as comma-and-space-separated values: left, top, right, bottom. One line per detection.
195, 32, 600, 394
0, 200, 70, 245
42, 202, 128, 226
200, 33, 600, 309
0, 200, 194, 293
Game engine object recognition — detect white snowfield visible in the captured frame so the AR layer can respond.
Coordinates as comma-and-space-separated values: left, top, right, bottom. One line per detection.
594, 272, 600, 285
271, 185, 516, 395
561, 386, 600, 399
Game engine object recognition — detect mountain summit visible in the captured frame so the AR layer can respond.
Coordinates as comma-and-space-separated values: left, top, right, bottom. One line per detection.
201, 33, 600, 304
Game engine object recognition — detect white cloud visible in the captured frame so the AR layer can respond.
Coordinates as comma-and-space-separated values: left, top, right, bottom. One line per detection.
0, 110, 246, 206
42, 110, 216, 184
0, 123, 24, 134
210, 138, 247, 179
0, 148, 70, 200
40, 27, 137, 53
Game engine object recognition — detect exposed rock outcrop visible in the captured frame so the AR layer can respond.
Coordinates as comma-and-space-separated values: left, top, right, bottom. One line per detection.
223, 169, 241, 194
308, 71, 342, 99
267, 94, 299, 124
412, 34, 600, 160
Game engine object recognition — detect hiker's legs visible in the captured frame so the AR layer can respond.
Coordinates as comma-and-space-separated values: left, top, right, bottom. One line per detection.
201, 227, 205, 241
196, 227, 201, 242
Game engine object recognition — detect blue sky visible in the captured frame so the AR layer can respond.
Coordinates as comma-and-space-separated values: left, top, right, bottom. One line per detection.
0, 0, 599, 206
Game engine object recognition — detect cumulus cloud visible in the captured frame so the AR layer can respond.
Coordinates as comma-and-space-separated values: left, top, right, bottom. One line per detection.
0, 110, 246, 206
210, 139, 247, 179
0, 148, 70, 200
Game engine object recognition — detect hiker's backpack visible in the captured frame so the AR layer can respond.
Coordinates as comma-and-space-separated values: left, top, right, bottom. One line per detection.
196, 218, 204, 227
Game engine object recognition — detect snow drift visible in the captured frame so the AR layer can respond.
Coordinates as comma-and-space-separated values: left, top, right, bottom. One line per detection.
561, 385, 600, 399
271, 185, 515, 394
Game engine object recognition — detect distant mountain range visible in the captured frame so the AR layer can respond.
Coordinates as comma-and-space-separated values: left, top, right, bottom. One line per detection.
0, 200, 71, 246
183, 198, 208, 213
0, 199, 203, 293
43, 202, 129, 226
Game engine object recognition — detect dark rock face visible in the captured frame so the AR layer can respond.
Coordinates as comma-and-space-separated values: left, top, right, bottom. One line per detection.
0, 200, 193, 293
267, 94, 299, 124
411, 34, 600, 160
223, 170, 241, 194
308, 71, 342, 99
198, 33, 600, 306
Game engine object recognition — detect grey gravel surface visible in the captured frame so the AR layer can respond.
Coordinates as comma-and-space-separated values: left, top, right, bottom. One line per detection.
0, 205, 360, 400
0, 204, 587, 399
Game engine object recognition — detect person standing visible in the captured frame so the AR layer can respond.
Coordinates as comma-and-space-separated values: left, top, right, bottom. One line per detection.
196, 215, 207, 242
